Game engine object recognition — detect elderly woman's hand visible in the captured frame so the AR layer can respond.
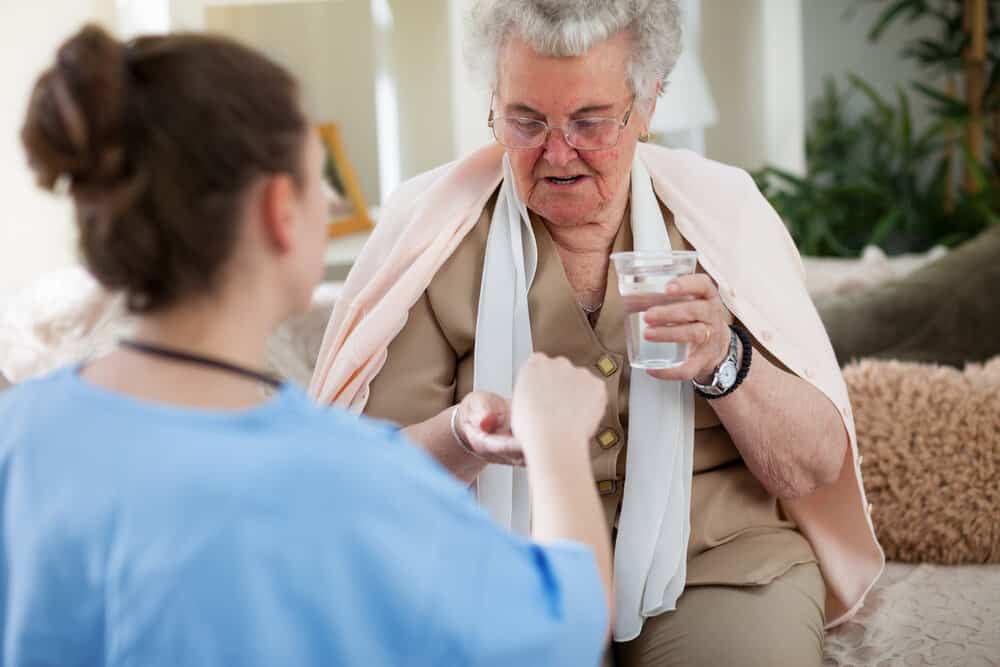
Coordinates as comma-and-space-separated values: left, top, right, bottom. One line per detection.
455, 391, 524, 465
641, 274, 733, 385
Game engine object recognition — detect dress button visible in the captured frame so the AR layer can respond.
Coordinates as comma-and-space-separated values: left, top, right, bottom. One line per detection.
596, 428, 620, 450
597, 480, 617, 495
595, 354, 618, 377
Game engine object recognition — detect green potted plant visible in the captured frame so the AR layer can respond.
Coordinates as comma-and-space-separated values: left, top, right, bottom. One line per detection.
755, 0, 999, 257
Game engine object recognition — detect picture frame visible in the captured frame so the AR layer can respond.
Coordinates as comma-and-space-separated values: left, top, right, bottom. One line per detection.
318, 122, 373, 238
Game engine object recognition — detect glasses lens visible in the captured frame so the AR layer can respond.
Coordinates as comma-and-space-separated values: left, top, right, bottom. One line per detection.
496, 118, 547, 148
567, 119, 620, 150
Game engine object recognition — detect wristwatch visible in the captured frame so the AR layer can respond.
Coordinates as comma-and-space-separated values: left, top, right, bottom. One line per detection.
692, 325, 751, 399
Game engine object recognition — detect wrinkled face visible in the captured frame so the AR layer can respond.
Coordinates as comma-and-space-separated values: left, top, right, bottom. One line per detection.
495, 31, 651, 229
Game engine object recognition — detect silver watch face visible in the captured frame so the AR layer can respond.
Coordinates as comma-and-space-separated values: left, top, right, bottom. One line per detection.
718, 361, 738, 388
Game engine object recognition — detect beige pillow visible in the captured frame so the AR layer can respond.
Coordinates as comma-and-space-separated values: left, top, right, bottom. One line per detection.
818, 226, 1000, 367
265, 283, 339, 387
802, 244, 946, 302
0, 266, 340, 388
845, 357, 1000, 563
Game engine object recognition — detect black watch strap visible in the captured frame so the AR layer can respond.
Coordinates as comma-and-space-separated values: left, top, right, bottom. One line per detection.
694, 324, 752, 400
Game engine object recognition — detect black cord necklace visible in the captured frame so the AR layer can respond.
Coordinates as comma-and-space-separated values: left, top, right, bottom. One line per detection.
119, 339, 282, 389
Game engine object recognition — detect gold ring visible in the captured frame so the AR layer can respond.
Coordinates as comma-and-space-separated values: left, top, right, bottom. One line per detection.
703, 324, 712, 345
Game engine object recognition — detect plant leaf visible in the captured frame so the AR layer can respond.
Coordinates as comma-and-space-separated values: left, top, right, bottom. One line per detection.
868, 208, 904, 247
868, 0, 924, 41
849, 74, 895, 123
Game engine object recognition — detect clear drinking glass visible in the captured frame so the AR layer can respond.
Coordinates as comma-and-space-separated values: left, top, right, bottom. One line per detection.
611, 250, 699, 369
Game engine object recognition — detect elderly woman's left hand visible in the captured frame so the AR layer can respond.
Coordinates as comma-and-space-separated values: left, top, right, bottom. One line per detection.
641, 274, 733, 385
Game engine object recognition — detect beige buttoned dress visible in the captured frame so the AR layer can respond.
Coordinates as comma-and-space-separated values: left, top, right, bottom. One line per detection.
365, 192, 827, 666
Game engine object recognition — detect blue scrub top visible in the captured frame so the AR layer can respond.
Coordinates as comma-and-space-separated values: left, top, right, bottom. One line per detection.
0, 367, 606, 666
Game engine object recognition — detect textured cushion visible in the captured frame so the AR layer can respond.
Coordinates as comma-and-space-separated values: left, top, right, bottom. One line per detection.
844, 357, 1000, 564
823, 562, 1000, 666
818, 226, 1000, 367
265, 283, 339, 386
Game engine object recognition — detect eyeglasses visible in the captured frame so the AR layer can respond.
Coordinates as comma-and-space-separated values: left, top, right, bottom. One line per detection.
487, 94, 634, 151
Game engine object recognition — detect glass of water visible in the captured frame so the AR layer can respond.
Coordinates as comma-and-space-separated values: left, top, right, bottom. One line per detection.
610, 250, 699, 370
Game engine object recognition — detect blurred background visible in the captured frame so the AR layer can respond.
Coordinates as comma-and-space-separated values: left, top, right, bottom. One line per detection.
1, 0, 997, 296
3, 5, 996, 660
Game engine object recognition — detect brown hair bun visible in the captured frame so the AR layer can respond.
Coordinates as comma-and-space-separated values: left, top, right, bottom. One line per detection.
22, 24, 129, 196
21, 25, 307, 313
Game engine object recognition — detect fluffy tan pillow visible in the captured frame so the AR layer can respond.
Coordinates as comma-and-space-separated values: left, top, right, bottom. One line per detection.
845, 358, 1000, 563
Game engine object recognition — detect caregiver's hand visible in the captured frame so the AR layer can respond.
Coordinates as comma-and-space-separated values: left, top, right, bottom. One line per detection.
511, 354, 607, 465
641, 274, 733, 385
511, 355, 613, 632
455, 391, 524, 465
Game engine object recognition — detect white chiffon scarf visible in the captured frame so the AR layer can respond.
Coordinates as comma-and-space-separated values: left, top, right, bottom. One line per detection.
472, 152, 696, 641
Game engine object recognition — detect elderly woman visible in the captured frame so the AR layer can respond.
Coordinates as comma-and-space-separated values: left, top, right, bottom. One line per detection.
311, 1, 882, 665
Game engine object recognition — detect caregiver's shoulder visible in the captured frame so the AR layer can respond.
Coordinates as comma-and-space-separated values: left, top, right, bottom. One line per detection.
286, 387, 474, 501
0, 370, 64, 455
0, 374, 466, 507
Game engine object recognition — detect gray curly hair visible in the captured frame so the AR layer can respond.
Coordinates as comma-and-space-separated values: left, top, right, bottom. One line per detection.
466, 0, 682, 110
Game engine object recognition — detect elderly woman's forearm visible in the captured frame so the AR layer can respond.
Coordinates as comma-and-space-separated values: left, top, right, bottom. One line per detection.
402, 409, 487, 484
712, 349, 848, 499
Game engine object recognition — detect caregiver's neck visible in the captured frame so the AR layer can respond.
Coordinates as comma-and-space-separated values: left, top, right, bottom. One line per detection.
83, 279, 284, 411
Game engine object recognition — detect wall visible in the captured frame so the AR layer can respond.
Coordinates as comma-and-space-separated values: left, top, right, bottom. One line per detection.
801, 0, 939, 131
0, 0, 118, 301
205, 1, 381, 206
701, 0, 805, 174
389, 0, 456, 179
204, 0, 460, 200
447, 0, 493, 157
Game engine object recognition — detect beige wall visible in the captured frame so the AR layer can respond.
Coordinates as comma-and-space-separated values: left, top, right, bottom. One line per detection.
205, 1, 381, 205
448, 0, 493, 157
389, 0, 456, 179
0, 0, 118, 301
703, 0, 931, 173
801, 0, 937, 132
701, 0, 805, 174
